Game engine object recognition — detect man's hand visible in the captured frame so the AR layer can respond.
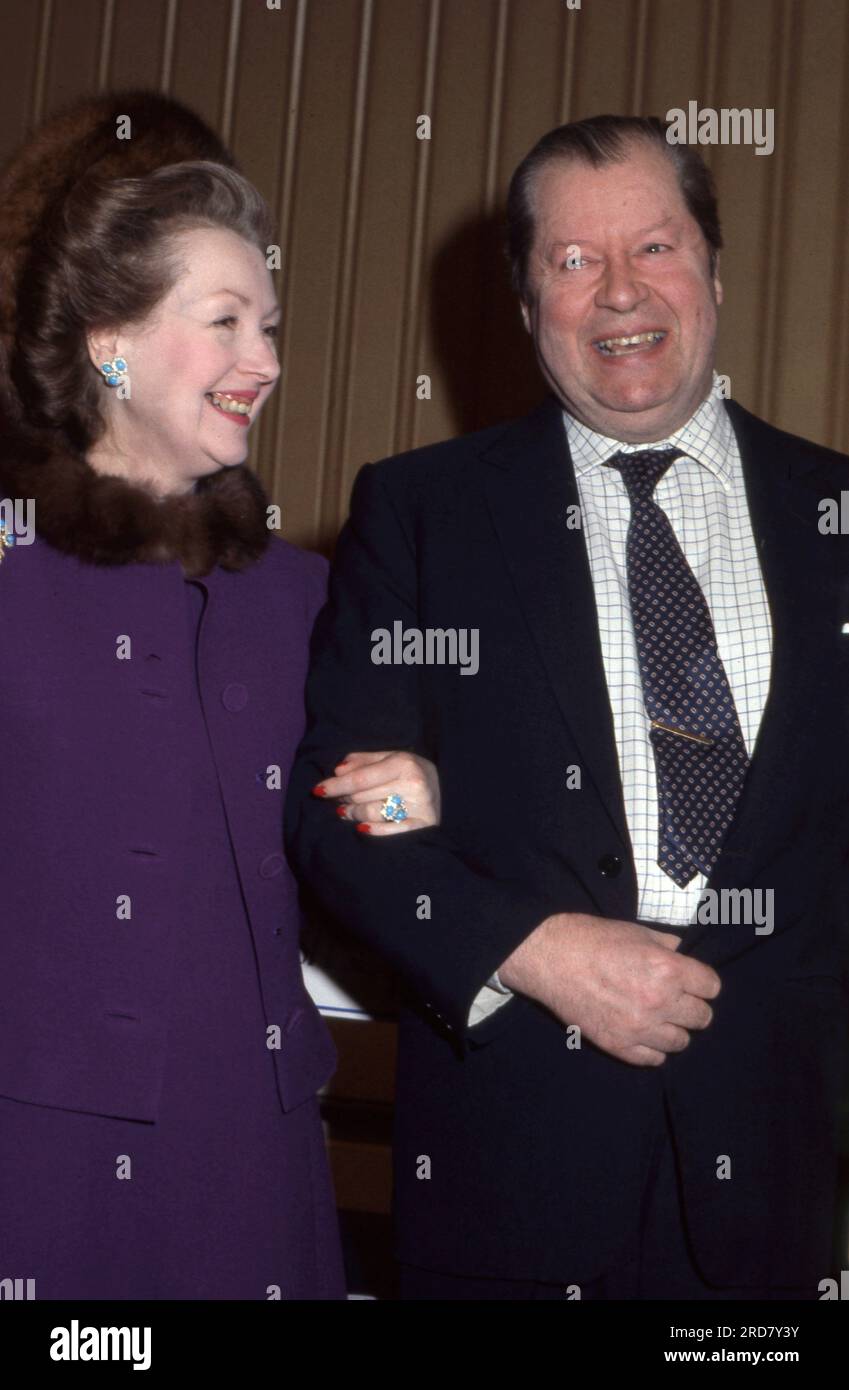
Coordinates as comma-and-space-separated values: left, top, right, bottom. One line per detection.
497, 912, 720, 1066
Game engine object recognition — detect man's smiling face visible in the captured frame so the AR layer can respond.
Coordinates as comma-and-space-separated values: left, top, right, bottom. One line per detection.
520, 139, 722, 443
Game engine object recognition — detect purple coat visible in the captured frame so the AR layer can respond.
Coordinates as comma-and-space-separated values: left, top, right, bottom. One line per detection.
0, 530, 336, 1119
0, 453, 343, 1297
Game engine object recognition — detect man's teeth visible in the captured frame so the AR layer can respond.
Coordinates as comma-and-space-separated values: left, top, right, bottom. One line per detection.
207, 391, 251, 415
595, 331, 665, 356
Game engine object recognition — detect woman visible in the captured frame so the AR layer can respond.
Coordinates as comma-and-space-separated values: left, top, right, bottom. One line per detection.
0, 95, 436, 1300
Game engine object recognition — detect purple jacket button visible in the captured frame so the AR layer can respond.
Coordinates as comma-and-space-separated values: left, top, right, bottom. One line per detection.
259, 853, 284, 878
222, 683, 248, 711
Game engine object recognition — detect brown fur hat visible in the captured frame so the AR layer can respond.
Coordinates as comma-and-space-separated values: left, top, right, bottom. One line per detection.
0, 89, 236, 360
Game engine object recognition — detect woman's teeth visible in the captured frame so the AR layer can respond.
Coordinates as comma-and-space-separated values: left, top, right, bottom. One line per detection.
595, 331, 666, 356
206, 391, 251, 415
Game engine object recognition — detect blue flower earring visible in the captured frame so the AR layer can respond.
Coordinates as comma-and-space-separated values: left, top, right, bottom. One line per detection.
99, 356, 128, 388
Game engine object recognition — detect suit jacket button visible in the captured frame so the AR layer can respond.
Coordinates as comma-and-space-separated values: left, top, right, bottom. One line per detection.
598, 854, 622, 877
222, 682, 248, 711
260, 853, 285, 878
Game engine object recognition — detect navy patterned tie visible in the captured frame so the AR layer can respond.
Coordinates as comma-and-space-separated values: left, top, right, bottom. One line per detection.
605, 448, 750, 887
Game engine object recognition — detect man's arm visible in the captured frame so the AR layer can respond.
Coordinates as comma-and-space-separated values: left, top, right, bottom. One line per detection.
285, 461, 576, 1046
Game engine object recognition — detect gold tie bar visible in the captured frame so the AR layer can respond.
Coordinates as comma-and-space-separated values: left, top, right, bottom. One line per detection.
650, 718, 714, 747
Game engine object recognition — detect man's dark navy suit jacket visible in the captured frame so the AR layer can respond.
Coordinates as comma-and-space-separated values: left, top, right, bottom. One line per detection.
286, 394, 849, 1289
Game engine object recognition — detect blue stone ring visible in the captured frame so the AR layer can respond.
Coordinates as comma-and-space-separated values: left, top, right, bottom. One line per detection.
380, 793, 409, 823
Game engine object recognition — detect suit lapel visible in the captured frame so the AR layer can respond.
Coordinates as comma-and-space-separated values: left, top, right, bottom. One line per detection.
481, 397, 631, 851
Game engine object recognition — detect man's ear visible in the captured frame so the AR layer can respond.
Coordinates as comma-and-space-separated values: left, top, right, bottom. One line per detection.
712, 253, 723, 306
520, 299, 532, 334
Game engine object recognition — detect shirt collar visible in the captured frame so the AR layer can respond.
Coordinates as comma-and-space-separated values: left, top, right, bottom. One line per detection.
563, 375, 736, 492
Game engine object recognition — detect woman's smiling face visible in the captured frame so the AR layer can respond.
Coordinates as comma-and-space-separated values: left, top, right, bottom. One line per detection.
88, 225, 281, 495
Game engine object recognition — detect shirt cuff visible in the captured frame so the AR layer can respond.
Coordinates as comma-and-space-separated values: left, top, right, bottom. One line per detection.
467, 979, 514, 1028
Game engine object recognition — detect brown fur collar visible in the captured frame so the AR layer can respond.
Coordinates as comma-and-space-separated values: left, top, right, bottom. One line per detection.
0, 425, 271, 577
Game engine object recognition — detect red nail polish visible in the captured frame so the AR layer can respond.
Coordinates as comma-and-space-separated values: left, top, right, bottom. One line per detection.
335, 806, 348, 818
311, 784, 327, 797
356, 822, 372, 834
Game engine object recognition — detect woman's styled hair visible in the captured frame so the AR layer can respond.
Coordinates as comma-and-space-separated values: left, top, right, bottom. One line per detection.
10, 159, 276, 453
506, 114, 723, 302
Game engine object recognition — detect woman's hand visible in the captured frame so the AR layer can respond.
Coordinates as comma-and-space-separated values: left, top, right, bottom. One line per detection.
312, 750, 440, 836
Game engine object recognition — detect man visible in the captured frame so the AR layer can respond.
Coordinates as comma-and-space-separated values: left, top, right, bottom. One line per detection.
285, 116, 849, 1299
